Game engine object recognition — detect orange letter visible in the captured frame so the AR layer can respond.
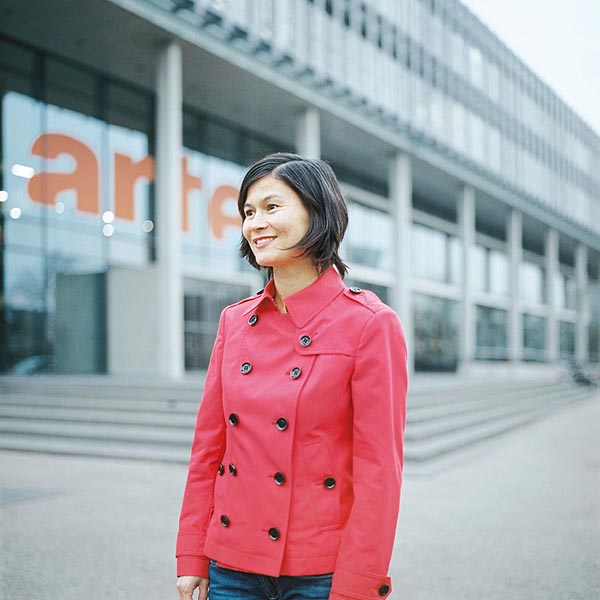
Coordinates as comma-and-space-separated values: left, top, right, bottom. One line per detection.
29, 134, 99, 214
209, 185, 241, 239
181, 156, 202, 232
114, 153, 154, 221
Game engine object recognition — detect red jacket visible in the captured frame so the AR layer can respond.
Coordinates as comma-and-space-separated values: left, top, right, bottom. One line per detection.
177, 267, 408, 600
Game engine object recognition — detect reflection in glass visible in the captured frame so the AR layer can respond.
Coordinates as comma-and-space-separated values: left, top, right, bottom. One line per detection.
476, 305, 508, 360
411, 223, 461, 285
523, 313, 546, 362
184, 281, 249, 370
559, 321, 575, 359
520, 261, 545, 305
346, 203, 393, 271
413, 293, 459, 372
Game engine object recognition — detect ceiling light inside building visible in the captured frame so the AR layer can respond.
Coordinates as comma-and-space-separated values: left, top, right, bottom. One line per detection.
11, 164, 35, 179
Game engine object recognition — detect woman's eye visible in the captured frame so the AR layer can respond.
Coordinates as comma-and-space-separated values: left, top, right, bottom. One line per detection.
267, 204, 278, 210
244, 209, 254, 218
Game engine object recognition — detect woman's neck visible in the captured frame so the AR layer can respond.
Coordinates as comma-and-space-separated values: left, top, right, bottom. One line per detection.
272, 263, 320, 312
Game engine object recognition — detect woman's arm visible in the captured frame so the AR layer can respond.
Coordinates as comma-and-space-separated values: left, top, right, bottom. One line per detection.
176, 309, 228, 579
331, 307, 408, 600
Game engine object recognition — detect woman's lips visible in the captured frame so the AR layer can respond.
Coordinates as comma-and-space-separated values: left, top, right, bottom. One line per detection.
253, 236, 276, 249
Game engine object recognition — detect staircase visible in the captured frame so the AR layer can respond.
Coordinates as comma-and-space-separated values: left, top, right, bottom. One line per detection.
0, 375, 595, 474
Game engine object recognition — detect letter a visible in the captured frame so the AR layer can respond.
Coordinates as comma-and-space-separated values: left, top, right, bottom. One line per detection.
28, 134, 99, 214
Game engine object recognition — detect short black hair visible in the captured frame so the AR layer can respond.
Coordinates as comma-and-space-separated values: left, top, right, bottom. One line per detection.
238, 152, 349, 278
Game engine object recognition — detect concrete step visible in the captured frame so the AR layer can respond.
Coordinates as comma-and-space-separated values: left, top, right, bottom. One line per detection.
404, 394, 590, 464
406, 382, 562, 422
0, 376, 594, 470
0, 419, 193, 445
0, 433, 190, 462
0, 393, 199, 413
405, 385, 589, 438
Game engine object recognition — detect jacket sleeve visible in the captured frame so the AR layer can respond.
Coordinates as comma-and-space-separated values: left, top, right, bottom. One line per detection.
176, 309, 227, 578
330, 307, 408, 600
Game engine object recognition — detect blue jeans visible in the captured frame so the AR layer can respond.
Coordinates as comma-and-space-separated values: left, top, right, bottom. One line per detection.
208, 560, 333, 600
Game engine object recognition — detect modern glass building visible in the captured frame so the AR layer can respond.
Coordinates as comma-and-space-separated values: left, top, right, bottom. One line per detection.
1, 0, 599, 377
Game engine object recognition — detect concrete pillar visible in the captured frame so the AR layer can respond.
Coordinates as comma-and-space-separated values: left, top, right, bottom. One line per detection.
458, 185, 476, 365
295, 107, 321, 158
389, 151, 414, 374
576, 243, 589, 362
155, 42, 184, 378
545, 228, 559, 362
508, 209, 522, 362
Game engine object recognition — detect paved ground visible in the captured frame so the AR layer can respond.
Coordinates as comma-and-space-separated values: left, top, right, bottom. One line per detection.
1, 394, 598, 600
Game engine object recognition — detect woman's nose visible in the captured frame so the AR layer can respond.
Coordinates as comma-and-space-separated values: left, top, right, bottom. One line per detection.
250, 211, 267, 230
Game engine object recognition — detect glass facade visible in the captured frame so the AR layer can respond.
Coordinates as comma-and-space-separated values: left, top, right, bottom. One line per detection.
0, 37, 279, 372
183, 0, 600, 236
1, 42, 154, 372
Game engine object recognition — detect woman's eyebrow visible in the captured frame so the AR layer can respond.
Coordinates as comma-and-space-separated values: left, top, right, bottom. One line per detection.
244, 194, 282, 208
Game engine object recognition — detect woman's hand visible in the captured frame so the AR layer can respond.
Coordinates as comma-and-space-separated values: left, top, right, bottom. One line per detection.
176, 575, 208, 600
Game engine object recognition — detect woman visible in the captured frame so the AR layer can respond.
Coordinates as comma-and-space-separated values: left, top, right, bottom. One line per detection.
176, 153, 407, 600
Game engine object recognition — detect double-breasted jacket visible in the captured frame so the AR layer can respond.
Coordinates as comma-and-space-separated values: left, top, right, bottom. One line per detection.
176, 267, 408, 600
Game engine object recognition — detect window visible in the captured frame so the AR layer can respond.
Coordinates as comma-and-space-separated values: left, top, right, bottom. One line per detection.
184, 281, 250, 370
346, 202, 393, 271
520, 261, 545, 305
476, 305, 508, 360
412, 223, 461, 285
523, 314, 546, 362
413, 293, 459, 371
559, 321, 575, 359
472, 244, 509, 296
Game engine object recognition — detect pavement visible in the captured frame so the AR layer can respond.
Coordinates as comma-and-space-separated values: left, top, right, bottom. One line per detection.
1, 393, 599, 600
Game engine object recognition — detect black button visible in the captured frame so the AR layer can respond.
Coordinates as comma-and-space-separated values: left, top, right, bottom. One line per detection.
268, 527, 280, 541
220, 514, 230, 527
276, 418, 288, 431
349, 286, 362, 293
324, 477, 336, 489
240, 362, 252, 374
248, 314, 258, 326
274, 472, 286, 486
228, 463, 237, 476
217, 464, 224, 476
300, 335, 312, 347
378, 584, 390, 596
290, 367, 302, 380
228, 413, 239, 426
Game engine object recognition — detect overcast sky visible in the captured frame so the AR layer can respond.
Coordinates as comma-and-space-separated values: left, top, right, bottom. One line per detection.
461, 0, 600, 136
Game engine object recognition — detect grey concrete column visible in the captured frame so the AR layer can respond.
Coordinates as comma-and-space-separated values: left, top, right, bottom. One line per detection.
545, 228, 559, 362
155, 42, 184, 378
576, 243, 589, 362
295, 107, 321, 158
389, 151, 414, 374
508, 209, 523, 362
458, 185, 476, 364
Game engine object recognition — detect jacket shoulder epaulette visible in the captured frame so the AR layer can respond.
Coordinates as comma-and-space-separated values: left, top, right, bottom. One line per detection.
341, 287, 387, 315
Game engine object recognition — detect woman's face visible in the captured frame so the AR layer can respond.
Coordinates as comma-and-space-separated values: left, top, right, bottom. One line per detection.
242, 174, 312, 272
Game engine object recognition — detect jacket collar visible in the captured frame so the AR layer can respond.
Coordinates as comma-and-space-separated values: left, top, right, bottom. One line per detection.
242, 267, 345, 328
